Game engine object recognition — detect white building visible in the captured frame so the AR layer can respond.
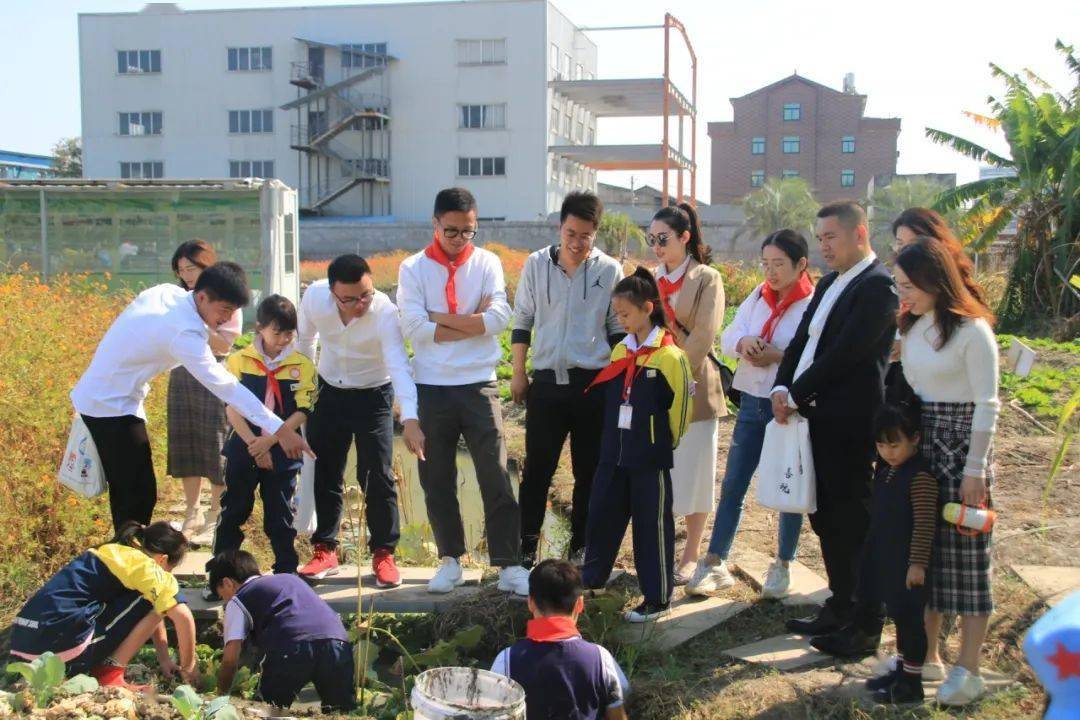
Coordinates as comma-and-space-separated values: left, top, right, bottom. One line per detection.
78, 0, 606, 221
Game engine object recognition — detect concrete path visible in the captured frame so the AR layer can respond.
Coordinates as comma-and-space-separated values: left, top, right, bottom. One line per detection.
731, 548, 831, 607
619, 595, 749, 652
1012, 564, 1080, 607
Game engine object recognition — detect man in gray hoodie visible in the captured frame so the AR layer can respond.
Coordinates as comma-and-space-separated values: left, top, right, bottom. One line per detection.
511, 191, 625, 566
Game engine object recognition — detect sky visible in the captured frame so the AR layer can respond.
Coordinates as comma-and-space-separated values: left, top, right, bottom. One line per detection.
1, 0, 1077, 201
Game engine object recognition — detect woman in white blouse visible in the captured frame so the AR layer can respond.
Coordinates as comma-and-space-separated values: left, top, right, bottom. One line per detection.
895, 237, 998, 707
687, 229, 814, 599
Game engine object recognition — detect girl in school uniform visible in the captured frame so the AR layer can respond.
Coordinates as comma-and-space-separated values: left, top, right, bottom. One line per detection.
581, 267, 694, 623
9, 522, 199, 690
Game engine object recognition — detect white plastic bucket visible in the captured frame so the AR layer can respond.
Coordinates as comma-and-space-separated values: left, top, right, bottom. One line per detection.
410, 667, 526, 720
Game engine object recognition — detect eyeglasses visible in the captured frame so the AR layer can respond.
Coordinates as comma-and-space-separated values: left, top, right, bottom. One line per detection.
759, 260, 793, 272
332, 289, 375, 307
439, 226, 478, 240
646, 232, 671, 247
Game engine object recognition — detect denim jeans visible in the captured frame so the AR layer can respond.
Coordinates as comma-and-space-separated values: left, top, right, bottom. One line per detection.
706, 393, 803, 561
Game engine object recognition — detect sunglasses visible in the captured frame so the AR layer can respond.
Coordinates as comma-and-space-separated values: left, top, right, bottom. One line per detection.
646, 232, 671, 247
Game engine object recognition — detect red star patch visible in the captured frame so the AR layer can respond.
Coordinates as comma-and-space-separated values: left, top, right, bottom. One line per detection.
1048, 641, 1080, 680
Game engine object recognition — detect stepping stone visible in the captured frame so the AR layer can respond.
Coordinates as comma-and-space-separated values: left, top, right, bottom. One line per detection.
837, 668, 1015, 704
319, 564, 482, 586
1012, 565, 1080, 606
618, 596, 749, 651
174, 551, 212, 582
732, 548, 831, 607
182, 566, 485, 620
723, 633, 829, 671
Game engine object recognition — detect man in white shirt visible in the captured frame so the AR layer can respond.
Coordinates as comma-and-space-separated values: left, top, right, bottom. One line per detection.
770, 201, 898, 656
296, 254, 424, 588
397, 187, 529, 596
72, 262, 312, 532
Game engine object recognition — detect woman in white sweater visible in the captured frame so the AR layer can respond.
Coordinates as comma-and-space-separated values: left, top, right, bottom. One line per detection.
895, 237, 998, 707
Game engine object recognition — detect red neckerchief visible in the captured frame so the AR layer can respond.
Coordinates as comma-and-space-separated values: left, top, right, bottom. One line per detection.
759, 273, 813, 343
251, 359, 283, 413
424, 233, 475, 314
587, 329, 675, 401
657, 275, 686, 329
526, 616, 581, 642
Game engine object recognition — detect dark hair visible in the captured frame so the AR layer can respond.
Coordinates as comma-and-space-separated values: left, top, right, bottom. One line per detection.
896, 237, 995, 348
873, 402, 922, 445
817, 199, 867, 230
327, 254, 372, 286
207, 549, 262, 593
560, 191, 604, 228
891, 207, 986, 305
433, 187, 477, 218
612, 266, 668, 330
193, 262, 250, 307
760, 228, 809, 265
171, 240, 218, 289
652, 202, 712, 265
112, 521, 188, 567
529, 559, 583, 615
256, 294, 297, 332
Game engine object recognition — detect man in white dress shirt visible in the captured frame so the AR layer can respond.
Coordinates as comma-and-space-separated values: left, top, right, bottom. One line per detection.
72, 262, 312, 532
296, 254, 424, 588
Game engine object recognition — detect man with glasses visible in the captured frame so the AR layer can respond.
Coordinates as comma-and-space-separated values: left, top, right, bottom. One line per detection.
296, 254, 424, 587
511, 191, 624, 568
397, 188, 527, 596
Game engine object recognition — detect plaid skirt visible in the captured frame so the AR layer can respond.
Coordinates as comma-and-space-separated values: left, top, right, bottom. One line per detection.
922, 401, 994, 615
166, 365, 227, 485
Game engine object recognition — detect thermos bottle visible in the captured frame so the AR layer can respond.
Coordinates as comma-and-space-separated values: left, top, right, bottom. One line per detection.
942, 503, 996, 533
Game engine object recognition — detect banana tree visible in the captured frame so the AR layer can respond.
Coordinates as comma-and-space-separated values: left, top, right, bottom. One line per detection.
737, 176, 819, 243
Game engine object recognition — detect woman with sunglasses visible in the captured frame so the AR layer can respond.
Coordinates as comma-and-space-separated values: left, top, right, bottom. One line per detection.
648, 203, 726, 584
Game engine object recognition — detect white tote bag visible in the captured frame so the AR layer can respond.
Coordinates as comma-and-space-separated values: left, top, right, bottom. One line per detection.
755, 417, 817, 514
293, 449, 318, 535
57, 415, 107, 499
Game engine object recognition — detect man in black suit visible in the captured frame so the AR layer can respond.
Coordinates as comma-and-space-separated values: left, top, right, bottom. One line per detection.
770, 200, 898, 656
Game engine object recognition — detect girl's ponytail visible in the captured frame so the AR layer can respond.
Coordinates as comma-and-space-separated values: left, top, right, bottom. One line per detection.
112, 520, 146, 548
677, 202, 711, 265
109, 520, 188, 567
613, 266, 669, 331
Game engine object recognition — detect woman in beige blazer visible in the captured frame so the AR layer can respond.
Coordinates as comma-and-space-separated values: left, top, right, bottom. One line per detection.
649, 203, 727, 583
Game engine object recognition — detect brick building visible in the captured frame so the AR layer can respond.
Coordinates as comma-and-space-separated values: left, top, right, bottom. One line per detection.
708, 73, 900, 203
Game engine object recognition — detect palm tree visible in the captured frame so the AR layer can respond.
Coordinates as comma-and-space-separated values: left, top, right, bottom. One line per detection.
598, 212, 646, 262
867, 177, 959, 255
926, 40, 1080, 327
737, 176, 819, 243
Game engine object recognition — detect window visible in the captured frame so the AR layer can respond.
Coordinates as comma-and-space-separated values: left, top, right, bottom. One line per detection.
782, 136, 800, 154
342, 43, 387, 68
586, 124, 595, 144
751, 137, 765, 155
841, 136, 856, 153
575, 63, 584, 80
751, 171, 765, 187
457, 156, 506, 177
228, 46, 272, 71
457, 39, 506, 65
782, 169, 799, 179
576, 120, 584, 143
229, 160, 275, 178
229, 109, 274, 134
119, 111, 162, 136
120, 161, 163, 179
460, 104, 507, 129
550, 43, 559, 76
117, 50, 161, 74
841, 169, 855, 187
783, 102, 801, 121
283, 213, 296, 274
550, 106, 560, 135
563, 53, 572, 81
563, 112, 572, 141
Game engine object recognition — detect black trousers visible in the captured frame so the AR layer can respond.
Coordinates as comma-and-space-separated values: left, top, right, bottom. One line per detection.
81, 414, 156, 532
890, 586, 929, 668
215, 460, 299, 574
807, 419, 883, 632
519, 370, 605, 557
259, 639, 356, 711
307, 380, 398, 551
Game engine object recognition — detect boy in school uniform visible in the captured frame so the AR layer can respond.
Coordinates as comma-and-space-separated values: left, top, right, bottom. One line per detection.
212, 295, 316, 579
207, 550, 356, 712
490, 560, 629, 720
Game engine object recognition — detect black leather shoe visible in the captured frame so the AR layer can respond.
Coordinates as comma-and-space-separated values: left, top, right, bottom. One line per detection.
810, 626, 881, 659
865, 663, 901, 692
873, 672, 924, 704
785, 605, 845, 636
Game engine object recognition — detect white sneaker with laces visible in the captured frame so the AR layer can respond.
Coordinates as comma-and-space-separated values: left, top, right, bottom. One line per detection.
761, 561, 791, 599
685, 560, 735, 597
497, 565, 531, 597
936, 665, 986, 706
427, 557, 464, 594
872, 653, 946, 682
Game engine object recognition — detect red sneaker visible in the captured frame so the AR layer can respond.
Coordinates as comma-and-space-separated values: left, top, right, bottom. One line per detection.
90, 665, 150, 693
373, 548, 402, 588
299, 543, 339, 580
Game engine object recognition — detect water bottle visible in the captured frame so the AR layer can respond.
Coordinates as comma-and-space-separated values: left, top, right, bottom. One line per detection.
942, 503, 996, 534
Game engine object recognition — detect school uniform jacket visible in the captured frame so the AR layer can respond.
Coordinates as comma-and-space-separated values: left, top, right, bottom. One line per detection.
222, 345, 317, 473
596, 328, 693, 470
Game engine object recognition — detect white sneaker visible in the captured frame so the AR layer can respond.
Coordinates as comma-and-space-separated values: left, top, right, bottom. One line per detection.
427, 557, 465, 594
936, 666, 986, 706
685, 560, 735, 597
624, 602, 670, 623
761, 561, 791, 599
497, 565, 531, 597
873, 653, 946, 682
181, 507, 204, 535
